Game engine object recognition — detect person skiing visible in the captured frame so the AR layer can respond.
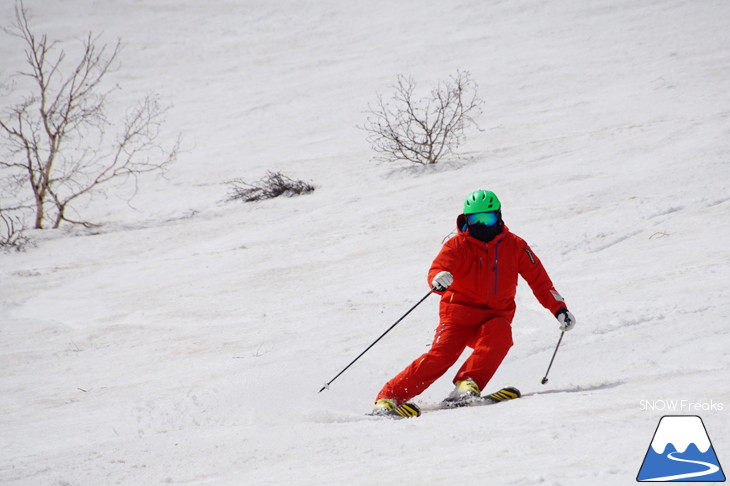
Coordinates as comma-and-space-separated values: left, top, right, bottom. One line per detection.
372, 189, 575, 416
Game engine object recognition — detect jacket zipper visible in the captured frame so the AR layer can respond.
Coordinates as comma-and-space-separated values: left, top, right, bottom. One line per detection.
493, 240, 501, 295
479, 255, 484, 297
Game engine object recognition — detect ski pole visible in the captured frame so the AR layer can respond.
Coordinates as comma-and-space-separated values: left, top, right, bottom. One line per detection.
319, 289, 434, 393
541, 331, 565, 385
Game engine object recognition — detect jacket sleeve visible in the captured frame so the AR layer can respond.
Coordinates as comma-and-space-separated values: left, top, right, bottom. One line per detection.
427, 237, 463, 292
518, 241, 566, 316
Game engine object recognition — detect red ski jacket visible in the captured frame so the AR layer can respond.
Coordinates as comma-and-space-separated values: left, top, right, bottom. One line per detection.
428, 216, 566, 322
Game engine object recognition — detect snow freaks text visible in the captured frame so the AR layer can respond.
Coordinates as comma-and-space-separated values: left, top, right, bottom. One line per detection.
639, 400, 725, 412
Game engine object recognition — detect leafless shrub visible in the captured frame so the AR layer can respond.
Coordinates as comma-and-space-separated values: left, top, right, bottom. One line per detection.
226, 171, 315, 203
361, 70, 483, 166
0, 210, 29, 251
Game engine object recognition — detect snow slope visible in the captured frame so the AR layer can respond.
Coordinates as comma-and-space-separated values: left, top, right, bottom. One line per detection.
1, 1, 729, 485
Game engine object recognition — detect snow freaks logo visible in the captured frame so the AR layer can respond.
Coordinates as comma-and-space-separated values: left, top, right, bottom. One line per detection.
637, 415, 726, 482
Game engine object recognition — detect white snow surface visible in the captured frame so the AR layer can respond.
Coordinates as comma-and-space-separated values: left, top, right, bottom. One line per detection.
1, 1, 730, 485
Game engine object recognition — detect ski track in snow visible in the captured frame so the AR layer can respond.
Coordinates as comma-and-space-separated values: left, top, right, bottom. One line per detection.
1, 1, 730, 485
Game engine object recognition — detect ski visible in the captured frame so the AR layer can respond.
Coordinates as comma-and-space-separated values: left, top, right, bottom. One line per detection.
415, 386, 522, 413
440, 386, 522, 409
367, 402, 421, 419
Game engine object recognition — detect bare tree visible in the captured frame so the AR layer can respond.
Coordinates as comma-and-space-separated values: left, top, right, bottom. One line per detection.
0, 1, 180, 229
362, 71, 483, 166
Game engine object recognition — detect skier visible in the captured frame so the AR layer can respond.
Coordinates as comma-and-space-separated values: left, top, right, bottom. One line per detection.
372, 190, 575, 416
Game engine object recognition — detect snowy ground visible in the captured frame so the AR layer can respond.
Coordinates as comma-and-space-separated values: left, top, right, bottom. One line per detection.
1, 1, 729, 485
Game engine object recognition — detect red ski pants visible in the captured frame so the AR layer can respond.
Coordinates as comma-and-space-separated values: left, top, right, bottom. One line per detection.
376, 308, 513, 404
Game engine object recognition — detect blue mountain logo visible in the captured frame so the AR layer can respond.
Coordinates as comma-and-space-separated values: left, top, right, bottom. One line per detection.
637, 415, 725, 482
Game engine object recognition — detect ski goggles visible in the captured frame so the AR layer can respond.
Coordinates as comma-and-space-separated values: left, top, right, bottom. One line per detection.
465, 211, 499, 226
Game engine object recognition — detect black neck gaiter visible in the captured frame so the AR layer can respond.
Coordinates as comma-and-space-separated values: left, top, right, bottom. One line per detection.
468, 222, 503, 243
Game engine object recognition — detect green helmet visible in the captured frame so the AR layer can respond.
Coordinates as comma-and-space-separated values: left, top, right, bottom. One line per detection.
463, 190, 501, 214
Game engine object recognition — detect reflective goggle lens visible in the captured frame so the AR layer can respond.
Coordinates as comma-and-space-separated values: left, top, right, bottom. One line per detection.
465, 211, 498, 226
